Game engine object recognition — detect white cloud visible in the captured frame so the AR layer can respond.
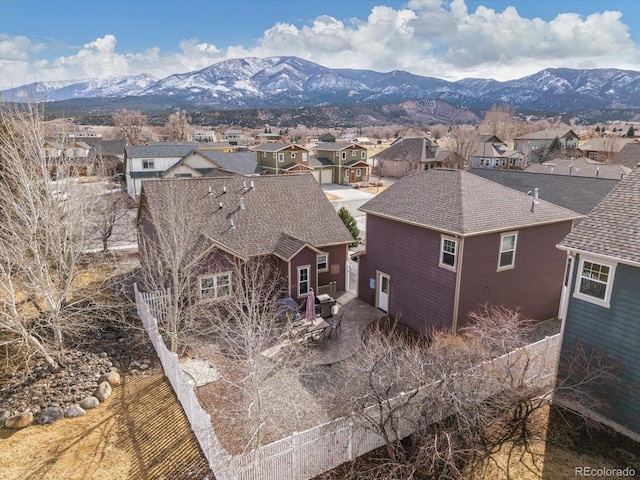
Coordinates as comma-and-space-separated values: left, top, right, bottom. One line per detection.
1, 1, 638, 89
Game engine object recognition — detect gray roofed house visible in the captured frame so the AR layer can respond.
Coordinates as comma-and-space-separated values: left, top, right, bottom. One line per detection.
314, 142, 370, 185
125, 143, 258, 198
524, 156, 630, 180
514, 129, 579, 163
370, 137, 440, 177
138, 174, 354, 301
357, 168, 582, 333
556, 166, 640, 440
469, 168, 619, 215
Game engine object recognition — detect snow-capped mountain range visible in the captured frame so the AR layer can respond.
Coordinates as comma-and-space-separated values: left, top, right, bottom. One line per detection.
1, 56, 638, 113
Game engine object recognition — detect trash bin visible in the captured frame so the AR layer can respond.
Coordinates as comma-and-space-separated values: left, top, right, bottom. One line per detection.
315, 294, 336, 318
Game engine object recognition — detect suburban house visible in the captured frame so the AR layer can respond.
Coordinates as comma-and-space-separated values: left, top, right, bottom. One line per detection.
137, 174, 354, 303
469, 135, 526, 170
313, 142, 370, 185
357, 169, 582, 334
370, 137, 440, 177
576, 137, 631, 162
524, 156, 630, 179
514, 129, 579, 163
125, 143, 260, 198
469, 169, 619, 215
556, 166, 640, 440
253, 142, 313, 176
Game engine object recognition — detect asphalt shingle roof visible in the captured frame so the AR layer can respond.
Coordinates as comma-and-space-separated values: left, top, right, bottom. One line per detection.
515, 129, 577, 140
253, 142, 305, 152
125, 143, 198, 158
199, 151, 261, 174
314, 142, 362, 151
611, 142, 640, 170
372, 137, 436, 162
469, 169, 619, 215
524, 157, 629, 179
558, 167, 640, 265
360, 168, 582, 236
141, 174, 353, 258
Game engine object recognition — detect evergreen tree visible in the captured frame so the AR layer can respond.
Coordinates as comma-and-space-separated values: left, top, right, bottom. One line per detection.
338, 207, 360, 246
595, 126, 601, 133
627, 126, 635, 137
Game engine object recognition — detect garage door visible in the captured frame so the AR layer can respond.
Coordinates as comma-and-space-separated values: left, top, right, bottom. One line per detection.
311, 170, 321, 183
319, 168, 332, 184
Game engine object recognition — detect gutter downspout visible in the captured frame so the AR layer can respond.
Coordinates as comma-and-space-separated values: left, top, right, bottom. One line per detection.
451, 236, 464, 333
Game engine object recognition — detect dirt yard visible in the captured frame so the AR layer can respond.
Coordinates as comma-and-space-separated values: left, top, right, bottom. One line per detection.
0, 371, 211, 480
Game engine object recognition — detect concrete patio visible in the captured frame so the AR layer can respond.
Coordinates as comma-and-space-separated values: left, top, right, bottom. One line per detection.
304, 291, 384, 365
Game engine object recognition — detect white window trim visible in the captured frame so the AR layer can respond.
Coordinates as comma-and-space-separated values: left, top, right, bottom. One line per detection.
573, 256, 616, 308
356, 168, 361, 177
439, 235, 457, 271
317, 253, 328, 272
341, 151, 347, 160
278, 153, 285, 163
352, 150, 356, 156
297, 265, 311, 298
142, 159, 155, 170
199, 272, 232, 301
291, 152, 296, 158
497, 231, 518, 271
361, 150, 366, 159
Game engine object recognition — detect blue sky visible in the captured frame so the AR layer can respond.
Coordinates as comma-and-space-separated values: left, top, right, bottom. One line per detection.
1, 0, 638, 88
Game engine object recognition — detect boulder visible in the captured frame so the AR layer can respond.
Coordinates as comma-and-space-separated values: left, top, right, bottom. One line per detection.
5, 410, 33, 429
98, 371, 121, 387
0, 409, 8, 425
79, 396, 100, 410
94, 381, 112, 402
64, 404, 87, 418
36, 405, 63, 425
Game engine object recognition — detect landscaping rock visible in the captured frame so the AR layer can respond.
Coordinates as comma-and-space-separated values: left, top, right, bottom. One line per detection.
79, 396, 100, 410
36, 405, 63, 425
139, 363, 149, 370
4, 410, 33, 429
98, 371, 121, 387
94, 381, 112, 402
64, 404, 87, 418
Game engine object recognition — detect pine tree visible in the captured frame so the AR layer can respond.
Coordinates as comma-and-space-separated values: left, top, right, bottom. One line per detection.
338, 207, 360, 246
595, 126, 601, 133
627, 126, 635, 137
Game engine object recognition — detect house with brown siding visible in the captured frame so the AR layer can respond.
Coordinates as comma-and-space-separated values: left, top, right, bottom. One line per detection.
138, 174, 353, 304
358, 169, 582, 334
370, 137, 440, 177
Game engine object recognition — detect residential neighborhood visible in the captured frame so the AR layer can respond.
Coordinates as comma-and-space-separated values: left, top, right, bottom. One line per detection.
2, 1, 640, 477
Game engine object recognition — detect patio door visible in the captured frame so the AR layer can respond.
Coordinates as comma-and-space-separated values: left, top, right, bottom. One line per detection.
377, 272, 390, 312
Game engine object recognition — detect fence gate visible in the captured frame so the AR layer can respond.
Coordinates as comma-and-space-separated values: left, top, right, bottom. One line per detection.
346, 260, 358, 295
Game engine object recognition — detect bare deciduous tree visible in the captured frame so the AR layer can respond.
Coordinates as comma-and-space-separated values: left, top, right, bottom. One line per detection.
112, 108, 147, 145
481, 104, 519, 143
164, 110, 192, 142
439, 125, 477, 169
0, 104, 99, 371
89, 193, 133, 252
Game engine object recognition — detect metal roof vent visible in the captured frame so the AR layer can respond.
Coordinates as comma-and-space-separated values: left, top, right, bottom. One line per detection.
239, 197, 245, 210
207, 185, 213, 196
230, 219, 236, 230
529, 187, 539, 213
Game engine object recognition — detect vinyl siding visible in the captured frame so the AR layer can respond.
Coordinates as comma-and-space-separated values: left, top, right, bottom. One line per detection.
358, 214, 456, 333
457, 221, 572, 327
560, 259, 640, 435
317, 244, 348, 292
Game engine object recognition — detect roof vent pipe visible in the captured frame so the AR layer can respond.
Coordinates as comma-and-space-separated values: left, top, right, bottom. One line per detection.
530, 187, 539, 213
207, 186, 213, 196
230, 219, 235, 230
239, 197, 245, 210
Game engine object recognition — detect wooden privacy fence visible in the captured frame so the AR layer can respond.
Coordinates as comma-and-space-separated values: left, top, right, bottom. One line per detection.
134, 283, 561, 480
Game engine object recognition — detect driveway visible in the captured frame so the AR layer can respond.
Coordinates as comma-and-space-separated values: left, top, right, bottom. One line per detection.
322, 184, 375, 239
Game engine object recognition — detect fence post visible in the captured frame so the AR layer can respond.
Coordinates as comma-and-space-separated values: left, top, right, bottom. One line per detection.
348, 415, 355, 461
292, 431, 301, 478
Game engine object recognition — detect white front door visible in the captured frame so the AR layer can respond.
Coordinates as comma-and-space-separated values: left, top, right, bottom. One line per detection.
377, 272, 390, 312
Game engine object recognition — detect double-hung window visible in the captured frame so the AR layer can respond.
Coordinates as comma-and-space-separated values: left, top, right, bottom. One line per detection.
574, 258, 616, 308
278, 153, 284, 163
298, 265, 310, 297
142, 159, 155, 169
200, 272, 231, 300
317, 254, 328, 272
498, 232, 517, 270
439, 236, 457, 270
361, 151, 366, 160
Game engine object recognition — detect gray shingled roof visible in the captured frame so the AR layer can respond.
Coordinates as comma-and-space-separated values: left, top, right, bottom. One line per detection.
469, 169, 619, 215
515, 129, 578, 140
524, 157, 629, 179
141, 174, 353, 258
360, 169, 582, 236
199, 150, 261, 174
611, 142, 640, 170
125, 143, 198, 158
314, 142, 362, 151
372, 137, 436, 162
558, 167, 640, 265
253, 142, 305, 152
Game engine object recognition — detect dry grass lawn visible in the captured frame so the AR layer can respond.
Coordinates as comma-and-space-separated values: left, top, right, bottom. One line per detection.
0, 372, 210, 480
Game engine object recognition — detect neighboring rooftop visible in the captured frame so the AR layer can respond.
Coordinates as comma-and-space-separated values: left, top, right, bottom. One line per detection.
469, 169, 619, 215
140, 174, 354, 258
199, 150, 261, 175
360, 168, 582, 236
515, 129, 578, 140
524, 157, 630, 180
125, 143, 199, 158
314, 142, 363, 151
252, 142, 304, 152
371, 137, 436, 162
559, 166, 640, 265
611, 142, 640, 170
